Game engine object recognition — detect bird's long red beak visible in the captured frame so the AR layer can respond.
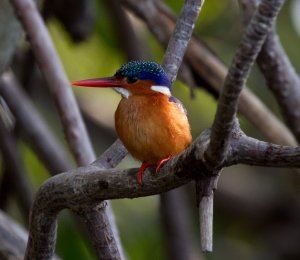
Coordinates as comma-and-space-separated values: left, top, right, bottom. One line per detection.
72, 77, 127, 88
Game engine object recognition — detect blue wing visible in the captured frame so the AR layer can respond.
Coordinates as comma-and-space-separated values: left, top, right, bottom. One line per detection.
168, 96, 187, 115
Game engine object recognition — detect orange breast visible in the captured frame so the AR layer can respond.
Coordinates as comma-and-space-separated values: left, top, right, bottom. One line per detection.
115, 94, 192, 164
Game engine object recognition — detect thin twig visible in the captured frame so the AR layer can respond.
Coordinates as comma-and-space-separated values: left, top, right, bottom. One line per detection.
162, 0, 205, 85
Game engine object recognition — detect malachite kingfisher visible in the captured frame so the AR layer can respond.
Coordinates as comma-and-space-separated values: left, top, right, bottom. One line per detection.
72, 60, 192, 185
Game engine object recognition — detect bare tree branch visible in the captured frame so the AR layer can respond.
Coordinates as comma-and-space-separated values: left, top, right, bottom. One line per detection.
0, 72, 72, 174
9, 0, 94, 165
0, 0, 22, 73
0, 210, 28, 260
0, 118, 33, 220
241, 0, 300, 144
205, 0, 286, 168
200, 1, 286, 248
162, 0, 205, 85
92, 139, 127, 169
256, 11, 300, 143
24, 120, 300, 259
160, 187, 203, 260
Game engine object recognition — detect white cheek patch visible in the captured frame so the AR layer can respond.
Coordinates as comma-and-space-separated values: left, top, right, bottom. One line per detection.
150, 85, 171, 96
113, 87, 131, 98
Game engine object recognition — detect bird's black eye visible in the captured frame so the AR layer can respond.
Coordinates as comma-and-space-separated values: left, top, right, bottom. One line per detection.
127, 76, 138, 84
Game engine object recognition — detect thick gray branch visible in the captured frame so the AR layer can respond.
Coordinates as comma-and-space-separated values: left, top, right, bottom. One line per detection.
205, 0, 286, 168
24, 125, 300, 259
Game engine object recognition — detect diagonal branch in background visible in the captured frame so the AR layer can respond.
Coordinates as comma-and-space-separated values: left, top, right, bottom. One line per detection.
0, 118, 33, 221
8, 0, 124, 258
0, 210, 29, 260
9, 0, 94, 165
0, 72, 72, 174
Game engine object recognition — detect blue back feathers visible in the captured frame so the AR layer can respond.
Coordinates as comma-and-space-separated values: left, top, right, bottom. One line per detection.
115, 60, 171, 88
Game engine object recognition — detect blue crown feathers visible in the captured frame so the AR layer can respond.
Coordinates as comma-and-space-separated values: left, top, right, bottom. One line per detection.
115, 60, 171, 88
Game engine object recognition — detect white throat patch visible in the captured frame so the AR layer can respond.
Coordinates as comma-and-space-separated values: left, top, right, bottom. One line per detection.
113, 87, 131, 98
150, 85, 171, 96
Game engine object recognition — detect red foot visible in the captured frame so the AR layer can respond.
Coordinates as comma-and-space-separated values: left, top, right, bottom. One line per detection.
155, 155, 172, 174
137, 162, 150, 185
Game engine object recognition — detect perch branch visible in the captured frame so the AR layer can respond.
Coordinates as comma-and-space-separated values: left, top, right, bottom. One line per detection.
24, 123, 300, 259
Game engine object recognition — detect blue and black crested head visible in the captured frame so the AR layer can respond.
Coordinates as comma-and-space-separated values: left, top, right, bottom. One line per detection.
115, 60, 171, 88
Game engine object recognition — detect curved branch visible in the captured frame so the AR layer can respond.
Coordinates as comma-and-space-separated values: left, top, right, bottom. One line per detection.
24, 124, 300, 259
205, 0, 286, 168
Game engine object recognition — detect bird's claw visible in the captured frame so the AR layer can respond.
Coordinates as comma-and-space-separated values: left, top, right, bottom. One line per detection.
155, 155, 172, 174
137, 162, 149, 185
138, 155, 172, 185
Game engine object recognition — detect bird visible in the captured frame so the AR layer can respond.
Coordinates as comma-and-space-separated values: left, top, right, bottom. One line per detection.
72, 60, 192, 185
